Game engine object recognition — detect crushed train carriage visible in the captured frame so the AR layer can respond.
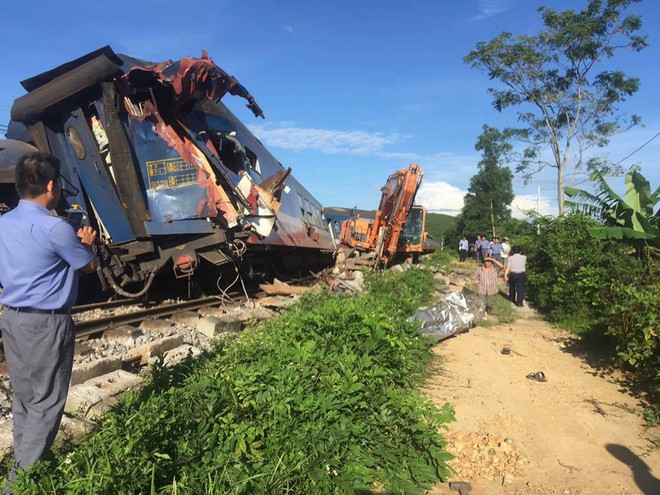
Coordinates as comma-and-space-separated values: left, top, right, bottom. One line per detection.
0, 46, 335, 296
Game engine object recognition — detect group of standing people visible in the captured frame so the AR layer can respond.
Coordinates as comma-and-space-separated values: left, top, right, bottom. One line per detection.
461, 234, 527, 313
459, 235, 510, 264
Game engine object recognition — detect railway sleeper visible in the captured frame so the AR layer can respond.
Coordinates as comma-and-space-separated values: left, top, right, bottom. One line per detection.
65, 370, 144, 420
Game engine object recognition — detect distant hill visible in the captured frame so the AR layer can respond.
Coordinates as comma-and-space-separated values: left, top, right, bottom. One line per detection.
425, 212, 457, 242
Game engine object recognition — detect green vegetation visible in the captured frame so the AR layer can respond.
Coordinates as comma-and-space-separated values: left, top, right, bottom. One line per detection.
10, 269, 454, 495
566, 170, 660, 265
465, 0, 647, 214
423, 249, 455, 273
425, 212, 457, 244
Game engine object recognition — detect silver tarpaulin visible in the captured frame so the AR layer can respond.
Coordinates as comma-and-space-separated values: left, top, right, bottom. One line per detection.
408, 290, 485, 342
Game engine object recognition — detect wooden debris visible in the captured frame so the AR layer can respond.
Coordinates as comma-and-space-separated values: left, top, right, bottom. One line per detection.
258, 278, 308, 296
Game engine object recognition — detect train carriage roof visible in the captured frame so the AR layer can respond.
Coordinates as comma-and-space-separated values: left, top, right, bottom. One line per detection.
11, 46, 263, 125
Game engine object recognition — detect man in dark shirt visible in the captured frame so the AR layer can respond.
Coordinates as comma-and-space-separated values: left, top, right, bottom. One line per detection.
0, 153, 97, 490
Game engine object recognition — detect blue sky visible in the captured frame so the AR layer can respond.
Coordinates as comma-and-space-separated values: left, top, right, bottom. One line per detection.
2, 0, 659, 217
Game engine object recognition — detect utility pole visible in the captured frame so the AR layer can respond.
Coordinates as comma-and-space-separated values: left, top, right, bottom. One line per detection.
490, 198, 496, 237
536, 186, 541, 235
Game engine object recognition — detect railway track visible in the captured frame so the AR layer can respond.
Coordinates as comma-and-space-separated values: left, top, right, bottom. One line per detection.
72, 293, 250, 338
71, 298, 142, 315
74, 296, 240, 338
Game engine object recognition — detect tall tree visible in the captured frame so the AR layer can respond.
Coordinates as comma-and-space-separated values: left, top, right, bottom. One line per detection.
464, 0, 647, 215
456, 125, 514, 237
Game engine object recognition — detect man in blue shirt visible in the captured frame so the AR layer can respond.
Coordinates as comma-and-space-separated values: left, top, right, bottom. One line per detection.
475, 235, 484, 262
489, 236, 503, 264
478, 235, 490, 262
0, 152, 97, 488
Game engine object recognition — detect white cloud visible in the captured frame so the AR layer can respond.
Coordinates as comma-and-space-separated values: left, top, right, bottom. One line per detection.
248, 123, 482, 179
376, 151, 422, 161
511, 194, 556, 219
249, 123, 401, 155
416, 181, 466, 215
416, 184, 557, 219
473, 0, 517, 21
281, 25, 295, 35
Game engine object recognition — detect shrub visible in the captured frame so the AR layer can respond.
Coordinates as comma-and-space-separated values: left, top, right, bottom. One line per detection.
604, 283, 660, 382
526, 214, 642, 334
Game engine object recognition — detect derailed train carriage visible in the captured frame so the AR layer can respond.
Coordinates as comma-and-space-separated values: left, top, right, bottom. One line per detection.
0, 47, 335, 297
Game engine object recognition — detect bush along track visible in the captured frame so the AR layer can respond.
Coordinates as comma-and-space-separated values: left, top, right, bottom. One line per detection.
9, 269, 454, 494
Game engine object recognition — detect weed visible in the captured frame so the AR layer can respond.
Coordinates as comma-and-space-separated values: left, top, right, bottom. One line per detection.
475, 294, 517, 327
643, 403, 660, 428
423, 250, 454, 273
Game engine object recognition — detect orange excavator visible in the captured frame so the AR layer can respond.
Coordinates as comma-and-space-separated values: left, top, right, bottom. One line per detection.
339, 163, 426, 267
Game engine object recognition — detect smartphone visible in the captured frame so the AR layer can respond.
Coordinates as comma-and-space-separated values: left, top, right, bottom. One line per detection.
66, 208, 84, 230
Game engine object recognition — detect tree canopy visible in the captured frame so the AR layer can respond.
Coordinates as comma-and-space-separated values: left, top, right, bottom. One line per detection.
456, 125, 514, 237
464, 0, 647, 215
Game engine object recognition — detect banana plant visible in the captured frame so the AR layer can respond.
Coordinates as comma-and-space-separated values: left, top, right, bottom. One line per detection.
565, 170, 660, 259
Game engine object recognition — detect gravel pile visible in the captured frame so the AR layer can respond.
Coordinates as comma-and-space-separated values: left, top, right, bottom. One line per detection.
446, 431, 528, 484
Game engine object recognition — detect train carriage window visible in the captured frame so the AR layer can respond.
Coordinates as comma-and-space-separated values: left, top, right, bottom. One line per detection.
209, 131, 247, 175
244, 147, 261, 176
303, 198, 314, 224
297, 193, 306, 219
310, 204, 318, 226
65, 126, 86, 160
213, 133, 245, 174
312, 205, 323, 227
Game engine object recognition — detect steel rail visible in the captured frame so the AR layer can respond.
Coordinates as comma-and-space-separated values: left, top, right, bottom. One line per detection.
72, 298, 147, 315
74, 295, 240, 339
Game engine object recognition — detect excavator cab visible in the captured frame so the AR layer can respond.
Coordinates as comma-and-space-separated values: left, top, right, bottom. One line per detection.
398, 205, 427, 262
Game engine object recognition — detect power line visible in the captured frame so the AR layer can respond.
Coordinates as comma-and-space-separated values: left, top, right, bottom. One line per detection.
614, 130, 660, 166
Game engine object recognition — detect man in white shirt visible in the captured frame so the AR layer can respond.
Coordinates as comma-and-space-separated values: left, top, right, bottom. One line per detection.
504, 246, 527, 306
501, 237, 511, 262
458, 236, 469, 262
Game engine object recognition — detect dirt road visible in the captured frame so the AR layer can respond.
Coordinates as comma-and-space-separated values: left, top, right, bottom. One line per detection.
424, 304, 660, 495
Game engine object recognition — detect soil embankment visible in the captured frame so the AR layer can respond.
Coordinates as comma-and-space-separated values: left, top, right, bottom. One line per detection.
424, 294, 659, 494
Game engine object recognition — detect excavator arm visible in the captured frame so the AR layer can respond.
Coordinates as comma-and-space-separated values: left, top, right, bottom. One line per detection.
340, 163, 424, 266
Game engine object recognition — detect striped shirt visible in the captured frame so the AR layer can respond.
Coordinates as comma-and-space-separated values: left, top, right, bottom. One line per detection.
473, 266, 500, 295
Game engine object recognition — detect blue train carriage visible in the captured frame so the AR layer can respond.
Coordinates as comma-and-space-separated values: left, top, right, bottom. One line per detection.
5, 46, 335, 296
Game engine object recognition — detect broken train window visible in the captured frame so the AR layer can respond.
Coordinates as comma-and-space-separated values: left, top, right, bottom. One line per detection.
208, 131, 248, 175
244, 146, 261, 176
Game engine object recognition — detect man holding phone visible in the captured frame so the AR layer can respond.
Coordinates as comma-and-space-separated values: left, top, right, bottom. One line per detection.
0, 152, 97, 490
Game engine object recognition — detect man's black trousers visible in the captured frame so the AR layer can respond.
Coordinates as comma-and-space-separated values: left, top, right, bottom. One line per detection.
508, 272, 526, 306
459, 249, 468, 262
